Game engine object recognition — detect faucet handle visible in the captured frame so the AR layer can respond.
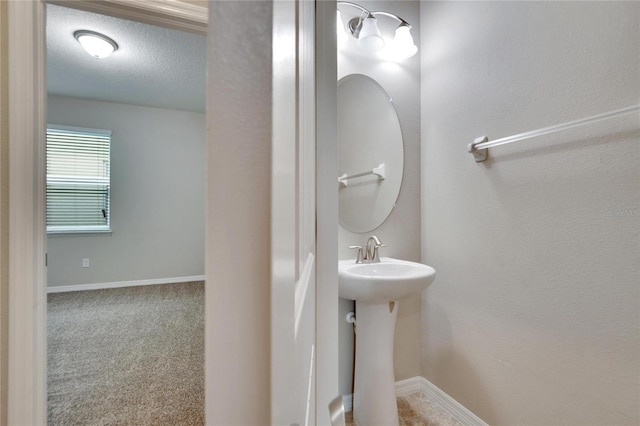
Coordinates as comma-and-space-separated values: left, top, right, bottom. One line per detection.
349, 245, 364, 263
371, 243, 386, 263
365, 235, 384, 263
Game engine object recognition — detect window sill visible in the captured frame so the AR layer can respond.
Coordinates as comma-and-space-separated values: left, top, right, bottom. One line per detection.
47, 230, 112, 237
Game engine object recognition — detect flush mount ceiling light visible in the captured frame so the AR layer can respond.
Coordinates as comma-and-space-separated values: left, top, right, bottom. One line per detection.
74, 30, 119, 59
337, 2, 418, 61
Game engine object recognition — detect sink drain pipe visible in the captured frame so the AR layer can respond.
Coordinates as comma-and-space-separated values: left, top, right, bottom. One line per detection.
346, 311, 357, 334
346, 311, 356, 324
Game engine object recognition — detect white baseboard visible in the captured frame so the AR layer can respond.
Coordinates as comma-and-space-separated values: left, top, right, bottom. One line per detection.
343, 376, 487, 426
395, 376, 423, 397
414, 376, 487, 426
47, 275, 205, 293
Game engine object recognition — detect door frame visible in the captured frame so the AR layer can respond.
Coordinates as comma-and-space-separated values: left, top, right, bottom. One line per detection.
315, 1, 339, 424
6, 2, 47, 422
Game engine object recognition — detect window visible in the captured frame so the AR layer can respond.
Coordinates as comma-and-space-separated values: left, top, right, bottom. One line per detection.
46, 125, 111, 233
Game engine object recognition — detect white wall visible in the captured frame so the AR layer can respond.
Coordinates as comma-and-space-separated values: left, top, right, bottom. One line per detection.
420, 2, 639, 424
338, 0, 421, 396
47, 96, 205, 287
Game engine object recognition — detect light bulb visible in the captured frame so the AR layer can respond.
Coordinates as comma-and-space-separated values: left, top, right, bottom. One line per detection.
357, 16, 384, 52
378, 24, 417, 61
74, 30, 118, 59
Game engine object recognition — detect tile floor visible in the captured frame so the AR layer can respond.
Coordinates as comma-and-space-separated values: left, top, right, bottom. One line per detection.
345, 391, 464, 426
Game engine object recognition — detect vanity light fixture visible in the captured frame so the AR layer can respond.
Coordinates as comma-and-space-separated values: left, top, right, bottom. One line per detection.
354, 15, 384, 52
74, 30, 119, 59
337, 2, 418, 60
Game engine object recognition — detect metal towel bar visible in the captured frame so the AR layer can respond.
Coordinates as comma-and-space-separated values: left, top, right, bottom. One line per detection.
468, 104, 640, 162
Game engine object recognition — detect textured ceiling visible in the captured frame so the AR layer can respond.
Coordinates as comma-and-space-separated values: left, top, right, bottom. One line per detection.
46, 3, 206, 112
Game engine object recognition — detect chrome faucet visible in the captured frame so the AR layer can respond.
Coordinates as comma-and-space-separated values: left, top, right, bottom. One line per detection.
350, 236, 385, 263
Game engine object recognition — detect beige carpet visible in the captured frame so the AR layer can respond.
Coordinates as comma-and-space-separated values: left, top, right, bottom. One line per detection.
47, 282, 204, 425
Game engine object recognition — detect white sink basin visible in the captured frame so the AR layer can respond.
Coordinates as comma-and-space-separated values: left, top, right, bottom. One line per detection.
339, 257, 436, 302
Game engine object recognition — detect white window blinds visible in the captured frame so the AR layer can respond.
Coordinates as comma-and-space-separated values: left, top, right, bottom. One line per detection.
46, 125, 111, 233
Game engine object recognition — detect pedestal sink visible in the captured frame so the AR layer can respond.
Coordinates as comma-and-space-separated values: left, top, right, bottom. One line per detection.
339, 257, 436, 426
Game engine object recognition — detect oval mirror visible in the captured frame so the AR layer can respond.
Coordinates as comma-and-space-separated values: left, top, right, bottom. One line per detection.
338, 74, 404, 233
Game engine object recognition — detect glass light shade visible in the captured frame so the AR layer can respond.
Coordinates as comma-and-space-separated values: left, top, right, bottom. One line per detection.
74, 31, 118, 59
357, 17, 384, 52
378, 24, 418, 61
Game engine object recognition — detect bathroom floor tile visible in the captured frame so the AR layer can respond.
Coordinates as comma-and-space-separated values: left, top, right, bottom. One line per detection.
345, 391, 463, 426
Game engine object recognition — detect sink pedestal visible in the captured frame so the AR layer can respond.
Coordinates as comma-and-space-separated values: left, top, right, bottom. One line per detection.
353, 300, 399, 426
338, 257, 436, 425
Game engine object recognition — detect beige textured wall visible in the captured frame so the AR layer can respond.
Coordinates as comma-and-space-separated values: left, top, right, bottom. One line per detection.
420, 2, 639, 424
0, 1, 9, 422
205, 1, 271, 423
338, 0, 422, 396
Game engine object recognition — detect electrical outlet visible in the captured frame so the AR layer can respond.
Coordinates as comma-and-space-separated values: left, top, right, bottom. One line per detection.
82, 258, 90, 268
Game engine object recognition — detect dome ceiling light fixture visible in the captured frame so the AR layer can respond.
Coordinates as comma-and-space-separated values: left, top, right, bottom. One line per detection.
336, 1, 418, 61
73, 30, 119, 59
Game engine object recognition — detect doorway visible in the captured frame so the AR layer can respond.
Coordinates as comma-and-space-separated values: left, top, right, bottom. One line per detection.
5, 1, 207, 423
44, 3, 206, 423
